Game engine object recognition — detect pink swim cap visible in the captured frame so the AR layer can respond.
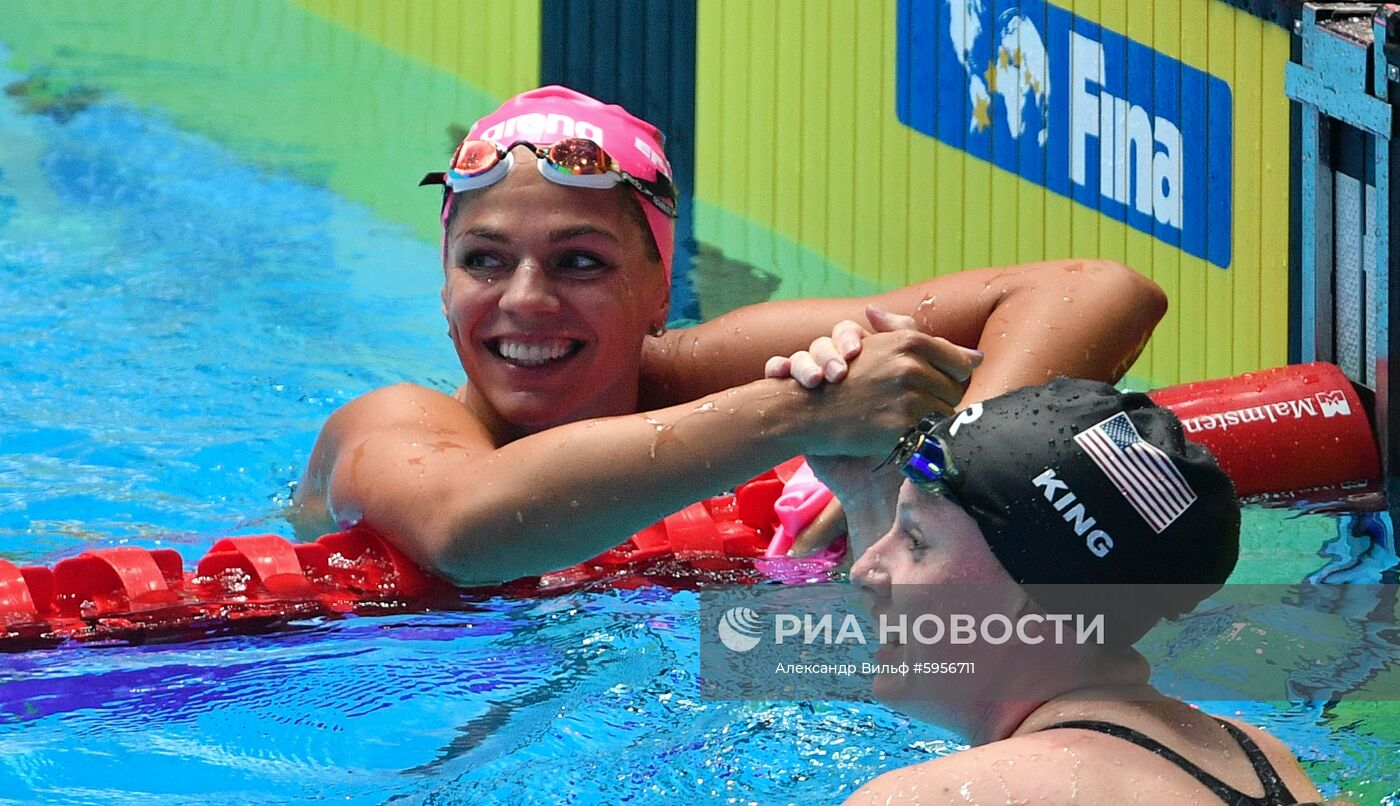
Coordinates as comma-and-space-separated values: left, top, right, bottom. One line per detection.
461, 85, 676, 284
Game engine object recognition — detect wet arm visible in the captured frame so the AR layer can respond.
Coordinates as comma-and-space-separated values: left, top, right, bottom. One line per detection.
299, 328, 955, 585
643, 259, 1166, 408
303, 382, 815, 585
759, 261, 1166, 557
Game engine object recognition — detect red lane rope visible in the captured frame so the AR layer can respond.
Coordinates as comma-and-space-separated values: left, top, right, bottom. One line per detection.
0, 458, 806, 648
3, 362, 1382, 648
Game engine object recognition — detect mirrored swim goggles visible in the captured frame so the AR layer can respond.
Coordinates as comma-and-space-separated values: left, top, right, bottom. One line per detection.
419, 137, 679, 219
883, 415, 962, 500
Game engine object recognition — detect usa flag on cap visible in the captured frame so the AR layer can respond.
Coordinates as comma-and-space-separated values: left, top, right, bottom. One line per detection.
1074, 412, 1197, 533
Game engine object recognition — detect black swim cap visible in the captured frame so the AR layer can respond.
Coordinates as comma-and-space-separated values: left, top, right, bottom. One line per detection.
903, 378, 1240, 631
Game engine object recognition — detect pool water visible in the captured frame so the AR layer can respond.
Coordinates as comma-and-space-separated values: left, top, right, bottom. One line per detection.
0, 41, 1397, 806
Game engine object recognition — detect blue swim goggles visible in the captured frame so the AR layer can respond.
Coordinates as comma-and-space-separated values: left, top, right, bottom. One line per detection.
884, 415, 962, 498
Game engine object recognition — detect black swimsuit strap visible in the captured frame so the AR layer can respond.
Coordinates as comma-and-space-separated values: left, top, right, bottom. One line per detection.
1212, 718, 1296, 805
1041, 719, 1297, 806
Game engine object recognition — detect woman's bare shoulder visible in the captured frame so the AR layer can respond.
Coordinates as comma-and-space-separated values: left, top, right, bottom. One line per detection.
842, 735, 1104, 805
330, 383, 475, 426
1217, 717, 1325, 802
293, 383, 491, 529
310, 384, 498, 453
844, 722, 1325, 806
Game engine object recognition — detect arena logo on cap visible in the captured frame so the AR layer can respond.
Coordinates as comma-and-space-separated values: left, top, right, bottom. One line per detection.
948, 402, 984, 436
633, 137, 672, 175
478, 113, 607, 146
896, 0, 1233, 268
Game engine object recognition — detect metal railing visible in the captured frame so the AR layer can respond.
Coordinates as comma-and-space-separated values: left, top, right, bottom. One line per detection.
1287, 3, 1399, 491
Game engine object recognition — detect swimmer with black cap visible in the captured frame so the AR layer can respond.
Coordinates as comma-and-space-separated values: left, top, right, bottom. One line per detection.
841, 378, 1326, 804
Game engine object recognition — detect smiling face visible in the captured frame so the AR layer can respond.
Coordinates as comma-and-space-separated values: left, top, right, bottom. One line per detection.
441, 149, 668, 436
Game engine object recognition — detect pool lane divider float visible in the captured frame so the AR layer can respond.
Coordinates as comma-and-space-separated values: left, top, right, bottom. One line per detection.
0, 362, 1382, 648
0, 459, 810, 649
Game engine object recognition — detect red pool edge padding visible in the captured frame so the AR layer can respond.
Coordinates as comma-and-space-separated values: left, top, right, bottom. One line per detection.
1, 363, 1384, 648
1148, 362, 1381, 505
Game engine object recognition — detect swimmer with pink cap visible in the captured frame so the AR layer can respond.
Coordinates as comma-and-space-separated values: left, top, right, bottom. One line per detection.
421, 85, 678, 284
293, 83, 1167, 590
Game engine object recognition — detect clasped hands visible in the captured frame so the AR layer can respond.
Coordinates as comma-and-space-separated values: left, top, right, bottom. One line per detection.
762, 305, 983, 556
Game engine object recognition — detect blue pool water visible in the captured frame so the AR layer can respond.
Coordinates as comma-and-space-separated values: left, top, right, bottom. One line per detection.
0, 47, 1397, 805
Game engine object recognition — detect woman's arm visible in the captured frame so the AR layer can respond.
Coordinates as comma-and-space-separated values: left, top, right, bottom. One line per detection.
755, 261, 1167, 558
294, 329, 959, 585
643, 259, 1166, 407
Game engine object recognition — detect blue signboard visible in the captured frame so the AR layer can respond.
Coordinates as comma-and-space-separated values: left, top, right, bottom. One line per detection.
897, 0, 1234, 268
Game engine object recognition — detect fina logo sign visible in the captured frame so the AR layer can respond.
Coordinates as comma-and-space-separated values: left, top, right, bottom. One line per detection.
897, 0, 1233, 268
